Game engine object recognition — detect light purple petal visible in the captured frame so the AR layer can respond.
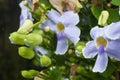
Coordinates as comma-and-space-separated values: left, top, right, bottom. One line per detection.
64, 26, 80, 44
93, 52, 108, 73
40, 20, 56, 32
46, 9, 60, 23
60, 11, 79, 25
19, 1, 32, 26
105, 21, 120, 40
106, 40, 120, 60
35, 46, 48, 55
82, 41, 97, 58
90, 26, 106, 39
55, 34, 68, 55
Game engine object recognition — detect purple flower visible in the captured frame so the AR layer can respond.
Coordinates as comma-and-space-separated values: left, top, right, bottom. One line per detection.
41, 9, 80, 55
82, 26, 120, 73
19, 1, 32, 26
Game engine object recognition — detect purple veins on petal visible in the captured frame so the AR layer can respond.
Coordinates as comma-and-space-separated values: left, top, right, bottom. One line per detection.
57, 32, 65, 40
98, 44, 105, 55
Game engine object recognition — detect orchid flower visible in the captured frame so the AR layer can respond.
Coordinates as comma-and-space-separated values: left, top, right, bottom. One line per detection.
82, 25, 120, 73
41, 9, 80, 55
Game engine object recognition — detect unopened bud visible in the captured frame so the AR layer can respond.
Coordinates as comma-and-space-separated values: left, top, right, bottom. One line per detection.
21, 70, 33, 78
33, 30, 44, 35
18, 46, 35, 59
40, 55, 51, 67
17, 19, 33, 34
68, 49, 73, 54
9, 32, 26, 45
98, 10, 109, 26
25, 33, 43, 46
44, 26, 50, 32
29, 70, 40, 76
75, 0, 83, 12
23, 0, 28, 6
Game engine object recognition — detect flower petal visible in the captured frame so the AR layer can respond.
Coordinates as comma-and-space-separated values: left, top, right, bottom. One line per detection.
60, 11, 79, 25
35, 46, 48, 55
106, 40, 120, 60
46, 9, 60, 23
19, 1, 32, 26
40, 20, 56, 32
90, 26, 106, 39
93, 52, 108, 73
105, 21, 120, 40
82, 41, 97, 58
49, 0, 63, 13
55, 35, 68, 55
64, 26, 80, 44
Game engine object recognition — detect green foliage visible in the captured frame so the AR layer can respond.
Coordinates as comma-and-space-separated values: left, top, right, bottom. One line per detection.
111, 0, 120, 6
91, 6, 102, 20
49, 69, 62, 80
107, 8, 120, 24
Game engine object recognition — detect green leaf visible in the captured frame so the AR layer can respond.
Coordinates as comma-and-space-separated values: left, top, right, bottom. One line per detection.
101, 62, 115, 78
107, 8, 120, 24
49, 69, 62, 80
91, 6, 102, 20
111, 0, 120, 6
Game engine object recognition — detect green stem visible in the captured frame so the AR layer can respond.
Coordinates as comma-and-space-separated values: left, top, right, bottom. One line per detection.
27, 14, 46, 31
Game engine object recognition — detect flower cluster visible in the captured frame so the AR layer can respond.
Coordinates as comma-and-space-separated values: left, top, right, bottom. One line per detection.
9, 0, 120, 79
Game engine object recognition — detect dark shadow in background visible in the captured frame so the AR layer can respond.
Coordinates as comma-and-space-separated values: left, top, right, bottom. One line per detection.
0, 0, 34, 80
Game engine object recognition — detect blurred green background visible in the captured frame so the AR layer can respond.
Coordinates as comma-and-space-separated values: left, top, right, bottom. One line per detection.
0, 0, 34, 80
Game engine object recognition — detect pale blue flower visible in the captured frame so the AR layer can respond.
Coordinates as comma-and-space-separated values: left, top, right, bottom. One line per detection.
105, 21, 120, 40
19, 1, 32, 26
41, 9, 80, 55
83, 26, 120, 73
34, 46, 48, 56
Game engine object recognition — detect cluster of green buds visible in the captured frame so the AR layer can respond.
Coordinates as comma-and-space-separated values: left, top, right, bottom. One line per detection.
9, 20, 43, 59
21, 69, 40, 78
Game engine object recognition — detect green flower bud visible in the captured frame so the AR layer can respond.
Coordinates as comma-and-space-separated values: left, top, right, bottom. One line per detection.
9, 32, 26, 45
44, 26, 50, 32
17, 19, 33, 34
25, 33, 43, 46
40, 55, 51, 67
98, 10, 109, 26
29, 69, 40, 76
18, 46, 35, 59
21, 70, 33, 78
32, 30, 44, 35
75, 42, 85, 53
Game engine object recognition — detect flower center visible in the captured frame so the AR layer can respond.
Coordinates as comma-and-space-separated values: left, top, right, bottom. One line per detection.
96, 36, 108, 48
56, 22, 65, 32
